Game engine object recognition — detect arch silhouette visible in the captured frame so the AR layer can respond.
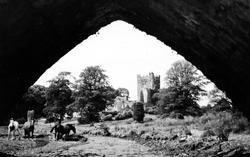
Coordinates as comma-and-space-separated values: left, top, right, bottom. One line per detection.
1, 0, 250, 122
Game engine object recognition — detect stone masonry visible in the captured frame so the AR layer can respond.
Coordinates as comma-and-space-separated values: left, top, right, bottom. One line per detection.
137, 73, 160, 104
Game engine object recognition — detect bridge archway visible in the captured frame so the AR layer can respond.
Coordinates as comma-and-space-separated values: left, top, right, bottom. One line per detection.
1, 0, 250, 122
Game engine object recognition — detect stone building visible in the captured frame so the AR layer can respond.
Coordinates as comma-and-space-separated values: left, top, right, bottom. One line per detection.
137, 72, 160, 103
108, 88, 134, 112
111, 96, 134, 112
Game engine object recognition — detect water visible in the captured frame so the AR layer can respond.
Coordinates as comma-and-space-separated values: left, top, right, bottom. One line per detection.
34, 135, 50, 147
0, 152, 17, 157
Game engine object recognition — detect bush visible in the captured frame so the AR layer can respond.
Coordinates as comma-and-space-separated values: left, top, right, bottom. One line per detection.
182, 126, 192, 136
77, 116, 88, 124
113, 107, 133, 120
88, 123, 111, 136
114, 111, 132, 120
100, 114, 113, 122
144, 106, 159, 115
45, 116, 58, 123
201, 129, 215, 138
97, 123, 111, 136
102, 111, 118, 116
231, 112, 250, 133
169, 112, 184, 119
198, 111, 250, 140
199, 112, 215, 125
144, 117, 153, 123
78, 104, 100, 124
133, 102, 145, 122
77, 113, 99, 124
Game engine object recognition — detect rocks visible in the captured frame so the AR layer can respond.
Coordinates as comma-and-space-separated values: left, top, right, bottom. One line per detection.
169, 134, 178, 141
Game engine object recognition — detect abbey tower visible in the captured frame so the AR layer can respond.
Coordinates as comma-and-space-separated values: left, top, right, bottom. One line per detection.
137, 72, 160, 104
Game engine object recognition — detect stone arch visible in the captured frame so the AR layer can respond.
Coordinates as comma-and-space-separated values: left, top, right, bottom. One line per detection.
143, 89, 148, 103
1, 0, 250, 122
139, 91, 144, 103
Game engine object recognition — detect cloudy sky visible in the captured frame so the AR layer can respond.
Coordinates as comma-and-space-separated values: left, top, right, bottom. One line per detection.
35, 20, 211, 105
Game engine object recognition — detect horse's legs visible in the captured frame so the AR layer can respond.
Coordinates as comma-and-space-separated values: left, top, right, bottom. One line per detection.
30, 125, 34, 138
55, 132, 58, 140
24, 129, 29, 138
59, 133, 62, 140
24, 129, 27, 138
56, 133, 59, 140
11, 130, 16, 140
16, 128, 21, 140
17, 128, 22, 140
28, 130, 30, 139
7, 129, 10, 140
56, 132, 62, 140
31, 129, 34, 138
59, 132, 63, 140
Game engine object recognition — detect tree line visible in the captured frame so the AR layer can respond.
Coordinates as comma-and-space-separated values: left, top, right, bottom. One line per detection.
13, 66, 119, 123
150, 60, 233, 118
13, 61, 233, 123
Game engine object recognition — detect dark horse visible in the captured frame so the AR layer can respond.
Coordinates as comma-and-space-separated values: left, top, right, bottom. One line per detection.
50, 123, 76, 140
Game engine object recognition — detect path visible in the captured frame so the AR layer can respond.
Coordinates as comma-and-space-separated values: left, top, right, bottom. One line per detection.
0, 119, 162, 156
60, 136, 161, 157
0, 127, 162, 156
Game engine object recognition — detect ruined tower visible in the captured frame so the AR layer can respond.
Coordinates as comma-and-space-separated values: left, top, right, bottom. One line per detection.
137, 72, 160, 103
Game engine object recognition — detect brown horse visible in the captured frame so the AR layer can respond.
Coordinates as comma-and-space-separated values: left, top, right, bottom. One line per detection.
50, 123, 76, 140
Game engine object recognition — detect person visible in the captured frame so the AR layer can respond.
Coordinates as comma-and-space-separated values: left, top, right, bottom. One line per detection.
8, 118, 21, 140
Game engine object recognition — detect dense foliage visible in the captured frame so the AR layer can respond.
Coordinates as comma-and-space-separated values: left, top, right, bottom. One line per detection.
208, 86, 232, 112
14, 85, 47, 119
154, 60, 208, 117
43, 72, 73, 120
70, 66, 118, 124
117, 88, 129, 98
133, 102, 145, 122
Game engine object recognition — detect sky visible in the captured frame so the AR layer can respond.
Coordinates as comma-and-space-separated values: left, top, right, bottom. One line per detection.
35, 20, 211, 105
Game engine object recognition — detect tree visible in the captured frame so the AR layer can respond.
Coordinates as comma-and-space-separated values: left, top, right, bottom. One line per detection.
117, 88, 129, 98
165, 60, 208, 98
43, 72, 73, 120
156, 60, 208, 116
133, 102, 145, 122
15, 85, 47, 119
72, 66, 118, 123
208, 86, 232, 112
23, 85, 47, 118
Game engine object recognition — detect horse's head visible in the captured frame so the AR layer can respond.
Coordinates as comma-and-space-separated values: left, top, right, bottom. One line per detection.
66, 124, 76, 134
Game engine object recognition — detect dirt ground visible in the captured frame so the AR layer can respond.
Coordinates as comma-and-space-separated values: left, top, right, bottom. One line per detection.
1, 117, 250, 157
0, 120, 162, 157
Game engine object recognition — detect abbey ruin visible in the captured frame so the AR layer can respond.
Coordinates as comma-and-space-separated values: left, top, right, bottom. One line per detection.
137, 73, 160, 104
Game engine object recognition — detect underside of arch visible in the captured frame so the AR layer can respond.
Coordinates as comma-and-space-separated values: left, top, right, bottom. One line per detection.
1, 0, 250, 122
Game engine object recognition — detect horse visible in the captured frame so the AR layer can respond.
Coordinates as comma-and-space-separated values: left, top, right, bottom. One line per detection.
50, 123, 76, 140
23, 120, 35, 138
7, 118, 21, 140
63, 124, 76, 137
